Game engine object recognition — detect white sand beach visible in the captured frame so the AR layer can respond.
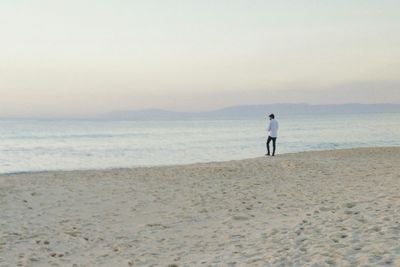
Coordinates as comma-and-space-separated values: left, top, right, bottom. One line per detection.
1, 147, 400, 266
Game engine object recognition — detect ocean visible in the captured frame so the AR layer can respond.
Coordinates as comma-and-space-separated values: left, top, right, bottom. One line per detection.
1, 113, 399, 174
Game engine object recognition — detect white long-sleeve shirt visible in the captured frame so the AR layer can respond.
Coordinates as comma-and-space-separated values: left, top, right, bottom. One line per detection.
268, 119, 279, 138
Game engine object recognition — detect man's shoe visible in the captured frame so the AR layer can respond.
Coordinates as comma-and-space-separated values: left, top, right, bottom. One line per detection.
265, 154, 270, 156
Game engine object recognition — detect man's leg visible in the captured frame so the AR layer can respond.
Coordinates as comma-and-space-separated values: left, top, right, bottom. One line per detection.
266, 136, 271, 156
272, 137, 277, 156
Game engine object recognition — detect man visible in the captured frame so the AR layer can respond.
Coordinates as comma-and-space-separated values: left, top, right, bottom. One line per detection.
266, 114, 279, 156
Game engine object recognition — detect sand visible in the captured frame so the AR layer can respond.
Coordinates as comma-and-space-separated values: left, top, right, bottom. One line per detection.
1, 147, 400, 266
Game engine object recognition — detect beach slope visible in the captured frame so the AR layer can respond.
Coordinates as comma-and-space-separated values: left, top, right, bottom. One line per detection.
1, 147, 400, 266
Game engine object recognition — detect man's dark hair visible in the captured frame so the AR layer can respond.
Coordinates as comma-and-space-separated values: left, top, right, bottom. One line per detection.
269, 114, 275, 119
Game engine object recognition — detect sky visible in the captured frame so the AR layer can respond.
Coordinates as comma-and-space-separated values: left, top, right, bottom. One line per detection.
1, 0, 400, 117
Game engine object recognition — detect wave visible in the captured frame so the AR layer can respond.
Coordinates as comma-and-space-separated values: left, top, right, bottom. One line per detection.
0, 132, 150, 140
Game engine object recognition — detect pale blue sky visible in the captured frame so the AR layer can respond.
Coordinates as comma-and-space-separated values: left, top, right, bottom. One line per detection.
1, 1, 399, 117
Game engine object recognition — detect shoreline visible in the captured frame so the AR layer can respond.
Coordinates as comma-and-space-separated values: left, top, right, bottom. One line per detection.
1, 145, 398, 176
1, 147, 400, 266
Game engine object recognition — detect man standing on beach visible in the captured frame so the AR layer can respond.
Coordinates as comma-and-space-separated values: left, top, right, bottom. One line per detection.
266, 114, 279, 156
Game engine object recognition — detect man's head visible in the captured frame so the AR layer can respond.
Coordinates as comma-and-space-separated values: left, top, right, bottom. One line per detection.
269, 114, 275, 120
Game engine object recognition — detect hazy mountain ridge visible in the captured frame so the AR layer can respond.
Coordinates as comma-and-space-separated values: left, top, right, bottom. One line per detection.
102, 103, 400, 120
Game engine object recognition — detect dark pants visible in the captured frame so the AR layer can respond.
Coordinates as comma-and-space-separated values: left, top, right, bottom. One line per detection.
266, 136, 277, 156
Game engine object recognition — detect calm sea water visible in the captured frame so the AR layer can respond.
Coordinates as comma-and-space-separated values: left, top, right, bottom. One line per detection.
0, 113, 399, 174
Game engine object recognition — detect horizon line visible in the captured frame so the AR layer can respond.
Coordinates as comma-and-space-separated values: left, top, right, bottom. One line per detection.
1, 102, 400, 120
